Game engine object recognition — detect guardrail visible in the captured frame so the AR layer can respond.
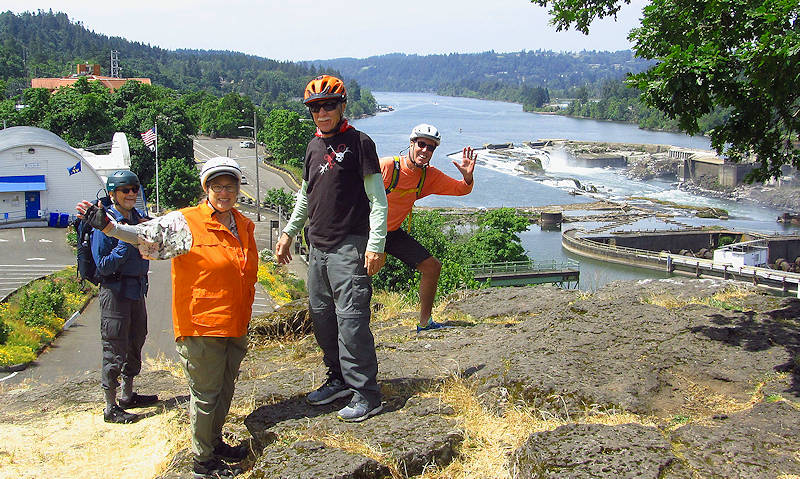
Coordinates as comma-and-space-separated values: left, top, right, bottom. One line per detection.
468, 259, 579, 275
562, 227, 800, 296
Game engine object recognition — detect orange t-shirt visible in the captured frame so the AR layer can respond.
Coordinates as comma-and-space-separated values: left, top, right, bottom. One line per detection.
380, 156, 473, 231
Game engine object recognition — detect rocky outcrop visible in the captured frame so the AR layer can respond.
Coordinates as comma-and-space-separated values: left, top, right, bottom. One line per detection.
3, 278, 798, 479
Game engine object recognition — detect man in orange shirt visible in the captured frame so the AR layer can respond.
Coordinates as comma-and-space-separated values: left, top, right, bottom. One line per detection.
381, 124, 476, 332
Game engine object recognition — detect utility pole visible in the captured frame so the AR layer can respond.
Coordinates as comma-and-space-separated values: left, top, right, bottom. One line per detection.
254, 110, 261, 222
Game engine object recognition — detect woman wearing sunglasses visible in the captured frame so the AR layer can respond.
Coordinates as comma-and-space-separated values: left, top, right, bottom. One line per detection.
91, 170, 157, 424
380, 124, 476, 332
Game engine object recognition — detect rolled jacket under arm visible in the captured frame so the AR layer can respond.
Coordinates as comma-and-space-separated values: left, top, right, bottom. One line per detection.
104, 211, 193, 260
363, 173, 387, 253
282, 180, 308, 239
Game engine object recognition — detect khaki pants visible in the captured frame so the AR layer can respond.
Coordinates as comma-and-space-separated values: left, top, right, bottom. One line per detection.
176, 335, 248, 461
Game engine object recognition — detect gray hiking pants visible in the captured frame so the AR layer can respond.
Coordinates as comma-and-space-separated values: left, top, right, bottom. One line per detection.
307, 235, 381, 405
176, 335, 247, 462
99, 287, 148, 390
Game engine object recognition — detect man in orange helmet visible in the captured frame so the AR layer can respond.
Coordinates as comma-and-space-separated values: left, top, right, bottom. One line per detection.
276, 75, 388, 422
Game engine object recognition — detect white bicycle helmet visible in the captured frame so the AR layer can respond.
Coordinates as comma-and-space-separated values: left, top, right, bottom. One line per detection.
409, 124, 441, 146
200, 157, 242, 189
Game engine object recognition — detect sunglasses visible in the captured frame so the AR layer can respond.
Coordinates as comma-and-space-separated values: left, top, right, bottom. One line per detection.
415, 140, 437, 152
308, 100, 340, 113
118, 186, 139, 194
209, 184, 238, 193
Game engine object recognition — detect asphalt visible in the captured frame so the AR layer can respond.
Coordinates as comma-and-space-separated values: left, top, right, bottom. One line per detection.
0, 209, 308, 388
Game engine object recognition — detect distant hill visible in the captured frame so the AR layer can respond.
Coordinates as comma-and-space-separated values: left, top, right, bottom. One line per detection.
307, 50, 655, 93
0, 10, 329, 104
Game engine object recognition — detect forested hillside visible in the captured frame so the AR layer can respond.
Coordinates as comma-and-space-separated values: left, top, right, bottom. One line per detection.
0, 10, 373, 112
308, 50, 653, 93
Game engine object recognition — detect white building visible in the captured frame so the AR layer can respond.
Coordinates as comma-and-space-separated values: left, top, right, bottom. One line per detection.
712, 239, 769, 267
0, 126, 143, 226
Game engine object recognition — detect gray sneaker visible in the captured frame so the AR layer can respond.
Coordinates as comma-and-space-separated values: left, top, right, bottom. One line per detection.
337, 399, 383, 422
306, 377, 352, 405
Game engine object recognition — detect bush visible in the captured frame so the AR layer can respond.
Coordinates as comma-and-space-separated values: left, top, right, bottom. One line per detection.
0, 316, 10, 344
0, 267, 93, 367
18, 281, 65, 328
0, 344, 36, 366
257, 261, 306, 305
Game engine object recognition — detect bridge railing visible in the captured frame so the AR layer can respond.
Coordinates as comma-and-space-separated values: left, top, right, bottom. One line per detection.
468, 259, 580, 276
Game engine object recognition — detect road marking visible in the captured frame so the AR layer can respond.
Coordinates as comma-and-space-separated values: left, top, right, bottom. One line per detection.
39, 239, 53, 243
21, 228, 26, 242
0, 264, 72, 268
26, 258, 47, 261
0, 372, 20, 382
0, 238, 8, 242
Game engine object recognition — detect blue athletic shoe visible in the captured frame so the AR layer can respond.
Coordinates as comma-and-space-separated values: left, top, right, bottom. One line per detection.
416, 318, 447, 333
337, 399, 383, 422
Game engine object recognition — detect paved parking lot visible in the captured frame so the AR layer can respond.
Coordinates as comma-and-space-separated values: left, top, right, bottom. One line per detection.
0, 226, 75, 300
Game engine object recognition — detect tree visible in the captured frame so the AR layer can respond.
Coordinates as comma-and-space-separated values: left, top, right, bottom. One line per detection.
262, 109, 315, 167
372, 211, 478, 298
458, 208, 531, 265
530, 0, 800, 181
150, 157, 201, 209
264, 187, 295, 212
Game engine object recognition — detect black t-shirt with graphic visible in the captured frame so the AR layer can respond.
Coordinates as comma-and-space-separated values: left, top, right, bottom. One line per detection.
303, 127, 380, 251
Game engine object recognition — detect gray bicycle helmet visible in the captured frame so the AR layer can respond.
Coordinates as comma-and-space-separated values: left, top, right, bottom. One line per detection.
106, 170, 140, 192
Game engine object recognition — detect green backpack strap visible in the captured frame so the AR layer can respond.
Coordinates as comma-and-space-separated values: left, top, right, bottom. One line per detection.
415, 167, 427, 198
385, 157, 401, 195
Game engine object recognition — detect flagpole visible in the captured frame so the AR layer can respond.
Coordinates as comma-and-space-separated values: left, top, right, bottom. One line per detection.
154, 122, 159, 213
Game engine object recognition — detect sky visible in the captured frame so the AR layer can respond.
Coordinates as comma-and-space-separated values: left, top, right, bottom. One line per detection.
4, 0, 646, 62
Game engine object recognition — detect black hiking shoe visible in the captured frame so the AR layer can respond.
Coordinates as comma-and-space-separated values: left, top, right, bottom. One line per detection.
306, 376, 352, 405
118, 392, 159, 408
103, 404, 139, 424
193, 457, 243, 478
213, 441, 249, 461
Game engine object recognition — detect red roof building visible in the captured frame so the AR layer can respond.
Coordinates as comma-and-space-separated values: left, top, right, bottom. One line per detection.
31, 63, 151, 92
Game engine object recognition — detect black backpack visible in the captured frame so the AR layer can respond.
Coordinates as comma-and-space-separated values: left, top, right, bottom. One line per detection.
74, 218, 100, 285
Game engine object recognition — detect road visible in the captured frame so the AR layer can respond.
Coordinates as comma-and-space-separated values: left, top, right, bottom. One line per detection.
1, 138, 309, 387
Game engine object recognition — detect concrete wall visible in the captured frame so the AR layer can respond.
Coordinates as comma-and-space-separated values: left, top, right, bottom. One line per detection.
765, 238, 800, 263
591, 230, 744, 253
677, 158, 757, 187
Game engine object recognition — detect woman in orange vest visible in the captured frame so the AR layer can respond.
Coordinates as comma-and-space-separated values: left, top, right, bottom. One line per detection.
78, 157, 257, 479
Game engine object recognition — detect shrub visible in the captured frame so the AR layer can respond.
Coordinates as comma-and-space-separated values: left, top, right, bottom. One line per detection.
0, 344, 36, 366
18, 281, 66, 328
0, 316, 10, 344
0, 267, 93, 367
258, 261, 306, 305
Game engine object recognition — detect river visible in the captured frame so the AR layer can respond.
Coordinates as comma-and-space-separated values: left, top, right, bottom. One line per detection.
352, 92, 800, 290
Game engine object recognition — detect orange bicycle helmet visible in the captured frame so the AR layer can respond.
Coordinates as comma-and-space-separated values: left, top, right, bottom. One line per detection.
303, 75, 347, 104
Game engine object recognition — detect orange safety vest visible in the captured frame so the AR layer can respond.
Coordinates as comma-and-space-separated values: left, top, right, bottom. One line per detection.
171, 203, 258, 339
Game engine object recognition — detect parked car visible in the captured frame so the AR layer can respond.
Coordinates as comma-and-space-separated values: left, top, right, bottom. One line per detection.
241, 175, 248, 184
240, 140, 254, 148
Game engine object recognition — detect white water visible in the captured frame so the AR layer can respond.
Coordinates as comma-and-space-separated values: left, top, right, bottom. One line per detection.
353, 92, 800, 290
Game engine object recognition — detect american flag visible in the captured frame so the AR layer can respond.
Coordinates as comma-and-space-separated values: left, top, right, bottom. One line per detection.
140, 127, 156, 151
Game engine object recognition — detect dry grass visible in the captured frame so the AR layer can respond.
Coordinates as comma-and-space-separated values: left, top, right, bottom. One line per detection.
643, 286, 754, 310
0, 405, 188, 479
415, 376, 656, 479
142, 352, 184, 378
